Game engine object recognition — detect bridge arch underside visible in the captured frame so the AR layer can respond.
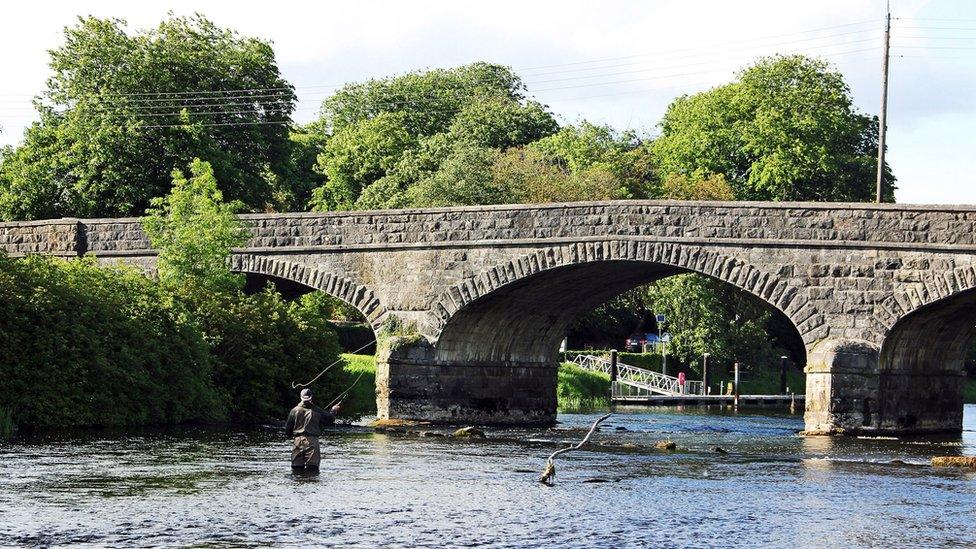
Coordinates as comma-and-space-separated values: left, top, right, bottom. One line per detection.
435, 261, 685, 364
874, 289, 976, 433
230, 254, 386, 333
379, 257, 805, 425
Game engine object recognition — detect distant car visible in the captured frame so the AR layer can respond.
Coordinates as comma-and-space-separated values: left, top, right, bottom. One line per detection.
625, 333, 659, 352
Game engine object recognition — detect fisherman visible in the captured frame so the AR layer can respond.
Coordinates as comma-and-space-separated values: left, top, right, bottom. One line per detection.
285, 388, 340, 471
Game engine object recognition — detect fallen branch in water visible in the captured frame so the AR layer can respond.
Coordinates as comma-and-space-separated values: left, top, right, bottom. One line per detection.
539, 413, 612, 485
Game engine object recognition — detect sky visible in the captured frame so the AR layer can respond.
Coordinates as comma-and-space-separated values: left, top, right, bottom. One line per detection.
1, 0, 974, 204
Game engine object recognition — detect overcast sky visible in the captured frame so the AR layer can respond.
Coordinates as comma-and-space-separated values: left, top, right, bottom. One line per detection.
2, 0, 974, 204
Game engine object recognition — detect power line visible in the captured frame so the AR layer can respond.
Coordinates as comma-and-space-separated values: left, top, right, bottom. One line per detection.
523, 39, 880, 86
518, 27, 879, 78
0, 44, 880, 120
515, 19, 876, 71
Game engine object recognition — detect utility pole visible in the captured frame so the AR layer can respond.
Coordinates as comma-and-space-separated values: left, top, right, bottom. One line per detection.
876, 1, 891, 203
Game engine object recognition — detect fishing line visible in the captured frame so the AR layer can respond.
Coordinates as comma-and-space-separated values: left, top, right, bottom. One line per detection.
291, 339, 376, 389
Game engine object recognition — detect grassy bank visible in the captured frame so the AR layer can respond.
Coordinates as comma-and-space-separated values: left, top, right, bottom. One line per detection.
337, 355, 612, 414
557, 363, 610, 411
966, 379, 976, 404
340, 354, 378, 417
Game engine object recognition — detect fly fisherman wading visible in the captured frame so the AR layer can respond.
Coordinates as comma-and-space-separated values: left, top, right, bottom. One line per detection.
285, 388, 340, 471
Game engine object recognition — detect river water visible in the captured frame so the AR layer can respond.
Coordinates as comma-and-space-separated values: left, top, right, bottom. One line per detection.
1, 405, 974, 548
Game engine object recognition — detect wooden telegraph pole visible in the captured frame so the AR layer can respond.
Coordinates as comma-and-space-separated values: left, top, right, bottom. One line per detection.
876, 1, 891, 203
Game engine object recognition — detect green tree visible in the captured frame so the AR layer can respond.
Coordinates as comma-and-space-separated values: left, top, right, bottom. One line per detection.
308, 63, 558, 210
310, 112, 416, 210
0, 15, 295, 220
530, 122, 658, 199
652, 54, 895, 202
491, 147, 626, 204
143, 158, 247, 294
643, 274, 785, 370
660, 172, 735, 200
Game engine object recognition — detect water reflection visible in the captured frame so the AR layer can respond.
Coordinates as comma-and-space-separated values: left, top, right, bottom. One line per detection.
0, 406, 973, 547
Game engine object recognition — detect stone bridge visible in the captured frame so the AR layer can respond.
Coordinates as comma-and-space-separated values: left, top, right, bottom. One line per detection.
3, 200, 975, 435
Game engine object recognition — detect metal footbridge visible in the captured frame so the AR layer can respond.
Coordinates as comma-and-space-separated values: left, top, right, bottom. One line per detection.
572, 354, 703, 397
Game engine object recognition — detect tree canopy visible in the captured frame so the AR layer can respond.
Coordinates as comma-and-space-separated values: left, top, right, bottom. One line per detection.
652, 54, 894, 202
0, 15, 295, 220
307, 63, 562, 211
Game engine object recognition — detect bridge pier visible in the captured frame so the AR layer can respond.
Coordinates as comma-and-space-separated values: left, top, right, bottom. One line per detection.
375, 339, 557, 425
804, 338, 964, 435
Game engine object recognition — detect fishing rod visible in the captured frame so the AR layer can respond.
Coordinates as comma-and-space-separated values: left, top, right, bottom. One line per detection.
291, 339, 375, 389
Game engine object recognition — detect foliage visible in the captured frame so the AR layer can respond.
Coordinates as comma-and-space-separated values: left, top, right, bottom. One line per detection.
567, 290, 652, 349
492, 147, 627, 204
652, 54, 895, 201
643, 274, 788, 370
530, 122, 658, 199
310, 112, 417, 210
0, 254, 218, 432
143, 159, 248, 295
660, 172, 735, 201
0, 251, 351, 434
270, 125, 329, 211
965, 379, 976, 405
0, 15, 296, 220
196, 288, 345, 422
617, 353, 665, 372
308, 63, 559, 210
0, 407, 14, 441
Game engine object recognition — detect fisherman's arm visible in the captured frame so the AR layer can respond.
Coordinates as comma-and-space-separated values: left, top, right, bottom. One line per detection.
284, 409, 296, 437
318, 404, 341, 425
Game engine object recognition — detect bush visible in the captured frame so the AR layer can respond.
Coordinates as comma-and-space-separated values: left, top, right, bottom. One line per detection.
0, 254, 217, 432
196, 288, 346, 422
0, 253, 350, 434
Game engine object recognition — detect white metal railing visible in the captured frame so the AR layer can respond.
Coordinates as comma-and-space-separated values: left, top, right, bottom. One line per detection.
571, 354, 705, 396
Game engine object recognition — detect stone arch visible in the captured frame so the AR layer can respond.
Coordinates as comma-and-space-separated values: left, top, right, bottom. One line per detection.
877, 263, 976, 335
230, 254, 387, 330
874, 280, 976, 432
427, 239, 814, 364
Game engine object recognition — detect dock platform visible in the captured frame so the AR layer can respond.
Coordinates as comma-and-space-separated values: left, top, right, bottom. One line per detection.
612, 394, 804, 407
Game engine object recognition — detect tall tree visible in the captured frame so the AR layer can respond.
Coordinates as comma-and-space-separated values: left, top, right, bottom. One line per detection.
652, 54, 895, 202
307, 63, 559, 211
0, 15, 295, 220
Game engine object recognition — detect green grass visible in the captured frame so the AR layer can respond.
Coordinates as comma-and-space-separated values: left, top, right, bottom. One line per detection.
339, 354, 377, 417
557, 363, 610, 411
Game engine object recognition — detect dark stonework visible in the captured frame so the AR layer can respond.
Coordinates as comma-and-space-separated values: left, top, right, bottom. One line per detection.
4, 200, 976, 433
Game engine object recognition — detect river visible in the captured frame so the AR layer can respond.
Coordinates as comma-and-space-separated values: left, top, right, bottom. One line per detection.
1, 405, 974, 548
